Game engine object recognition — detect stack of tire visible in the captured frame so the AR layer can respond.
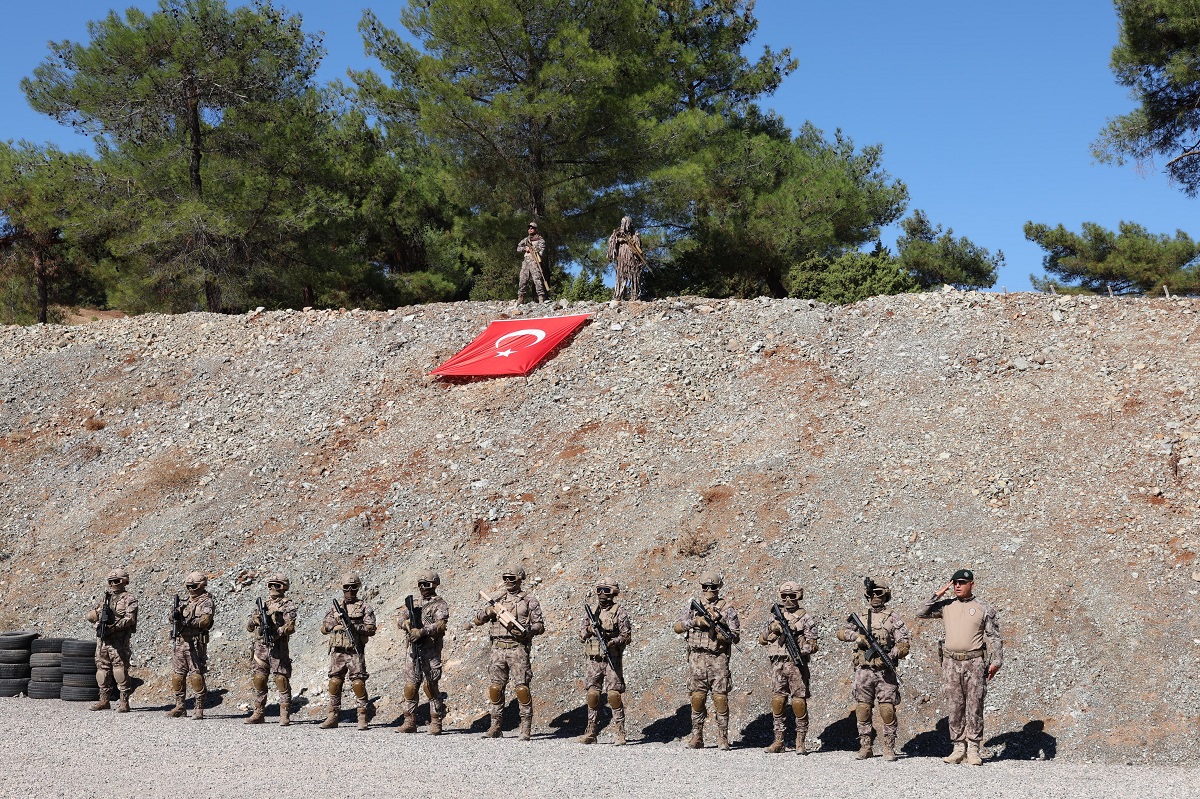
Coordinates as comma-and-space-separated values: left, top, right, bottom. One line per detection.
28, 637, 66, 699
0, 631, 39, 697
59, 639, 101, 704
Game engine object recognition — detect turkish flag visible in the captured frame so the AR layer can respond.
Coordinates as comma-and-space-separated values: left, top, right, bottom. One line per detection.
430, 313, 591, 377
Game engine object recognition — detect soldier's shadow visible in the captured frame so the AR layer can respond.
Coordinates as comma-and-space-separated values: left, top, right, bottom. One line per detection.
464, 698, 522, 734
817, 710, 861, 752
902, 716, 952, 758
639, 704, 690, 744
738, 712, 786, 748
985, 720, 1057, 761
546, 703, 607, 739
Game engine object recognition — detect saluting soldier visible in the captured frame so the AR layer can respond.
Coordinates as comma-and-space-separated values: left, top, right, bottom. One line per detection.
836, 577, 911, 761
319, 573, 378, 730
244, 573, 298, 726
917, 568, 1004, 766
472, 565, 545, 740
166, 571, 216, 720
759, 580, 819, 754
673, 571, 740, 750
86, 567, 138, 712
396, 570, 451, 735
577, 576, 632, 745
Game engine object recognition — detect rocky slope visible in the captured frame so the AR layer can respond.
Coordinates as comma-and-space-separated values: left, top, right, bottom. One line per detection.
1, 290, 1196, 763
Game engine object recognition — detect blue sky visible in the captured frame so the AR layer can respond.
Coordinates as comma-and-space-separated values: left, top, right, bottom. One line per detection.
2, 1, 1195, 292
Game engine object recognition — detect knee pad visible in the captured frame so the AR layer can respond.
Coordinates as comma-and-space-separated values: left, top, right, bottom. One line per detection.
607, 691, 623, 711
855, 702, 873, 724
424, 680, 438, 701
112, 665, 127, 686
273, 675, 290, 695
351, 680, 368, 700
95, 669, 108, 688
514, 685, 531, 706
690, 691, 707, 713
712, 693, 728, 714
251, 673, 268, 693
403, 683, 418, 701
879, 703, 896, 725
586, 689, 601, 710
770, 694, 786, 716
171, 673, 186, 693
487, 684, 504, 705
328, 677, 344, 696
791, 698, 808, 720
188, 674, 206, 694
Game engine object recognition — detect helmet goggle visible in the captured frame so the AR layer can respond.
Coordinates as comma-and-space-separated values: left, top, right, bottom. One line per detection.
701, 583, 720, 591
596, 585, 615, 595
418, 581, 435, 589
267, 581, 285, 590
779, 591, 798, 600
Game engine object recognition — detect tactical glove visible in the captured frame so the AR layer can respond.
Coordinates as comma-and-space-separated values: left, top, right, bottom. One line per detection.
769, 621, 784, 636
693, 615, 710, 630
855, 634, 869, 649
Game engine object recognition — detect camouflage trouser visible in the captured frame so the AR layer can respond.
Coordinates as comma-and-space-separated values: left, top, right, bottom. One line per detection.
250, 640, 292, 706
401, 647, 445, 718
686, 649, 731, 694
95, 639, 133, 694
170, 636, 208, 675
583, 655, 626, 728
942, 655, 987, 742
518, 261, 546, 301
769, 658, 810, 738
853, 667, 901, 736
328, 650, 370, 710
489, 642, 533, 720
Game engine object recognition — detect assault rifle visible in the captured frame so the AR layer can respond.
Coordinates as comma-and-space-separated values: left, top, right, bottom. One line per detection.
169, 595, 183, 640
256, 597, 274, 648
404, 595, 422, 671
583, 603, 618, 673
689, 598, 737, 645
479, 590, 527, 636
770, 603, 804, 668
333, 599, 365, 660
96, 591, 112, 640
847, 612, 900, 682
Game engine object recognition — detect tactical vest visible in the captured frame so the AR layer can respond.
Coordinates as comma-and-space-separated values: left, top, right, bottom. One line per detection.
254, 598, 296, 642
853, 606, 896, 669
766, 606, 807, 660
584, 604, 622, 657
410, 595, 449, 648
101, 593, 138, 643
182, 593, 215, 642
330, 600, 369, 650
686, 598, 732, 654
487, 590, 533, 641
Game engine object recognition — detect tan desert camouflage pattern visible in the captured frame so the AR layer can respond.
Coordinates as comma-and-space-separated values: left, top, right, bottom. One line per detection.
578, 602, 631, 693
398, 594, 450, 718
477, 588, 545, 726
677, 598, 740, 694
517, 235, 547, 300
918, 592, 1004, 742
248, 597, 298, 677
606, 220, 643, 301
171, 591, 215, 675
322, 600, 376, 682
761, 605, 819, 698
89, 591, 138, 695
837, 607, 910, 670
917, 594, 1004, 667
477, 589, 545, 642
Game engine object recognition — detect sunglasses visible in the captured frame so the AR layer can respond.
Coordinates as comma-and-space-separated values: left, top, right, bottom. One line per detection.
779, 592, 798, 600
701, 584, 720, 590
952, 579, 972, 586
417, 581, 434, 588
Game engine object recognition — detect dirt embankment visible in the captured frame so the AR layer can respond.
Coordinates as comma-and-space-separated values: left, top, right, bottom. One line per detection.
1, 291, 1197, 763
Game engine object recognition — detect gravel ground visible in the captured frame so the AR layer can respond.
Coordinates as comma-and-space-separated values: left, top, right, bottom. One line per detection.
1, 698, 1195, 799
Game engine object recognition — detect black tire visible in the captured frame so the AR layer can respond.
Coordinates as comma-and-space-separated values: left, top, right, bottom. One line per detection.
29, 653, 61, 668
60, 657, 97, 674
60, 639, 97, 658
0, 664, 31, 679
0, 632, 39, 649
27, 681, 62, 699
0, 678, 30, 696
61, 673, 98, 688
60, 685, 101, 702
0, 649, 30, 664
30, 667, 62, 682
30, 637, 65, 654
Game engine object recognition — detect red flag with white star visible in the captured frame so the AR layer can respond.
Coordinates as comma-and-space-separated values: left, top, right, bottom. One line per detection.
430, 313, 592, 377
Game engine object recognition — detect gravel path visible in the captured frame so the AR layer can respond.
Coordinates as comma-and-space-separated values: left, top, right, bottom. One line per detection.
1, 698, 1194, 799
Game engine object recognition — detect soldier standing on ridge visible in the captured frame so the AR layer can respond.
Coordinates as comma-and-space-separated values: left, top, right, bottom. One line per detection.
759, 580, 819, 754
166, 571, 216, 720
917, 568, 1004, 767
606, 215, 645, 301
86, 567, 138, 712
396, 570, 450, 735
320, 573, 378, 730
244, 573, 298, 725
516, 221, 547, 304
473, 565, 546, 740
577, 576, 632, 745
836, 577, 911, 761
673, 571, 741, 750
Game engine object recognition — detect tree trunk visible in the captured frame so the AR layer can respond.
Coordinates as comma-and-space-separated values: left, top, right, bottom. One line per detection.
204, 277, 221, 313
185, 73, 203, 199
765, 266, 787, 299
303, 284, 315, 307
34, 252, 48, 324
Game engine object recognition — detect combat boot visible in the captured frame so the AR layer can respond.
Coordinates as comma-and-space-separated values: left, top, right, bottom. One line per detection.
481, 713, 503, 738
319, 710, 339, 729
397, 715, 417, 733
428, 713, 442, 736
166, 674, 186, 717
357, 708, 369, 731
965, 740, 983, 766
687, 723, 704, 749
795, 728, 809, 755
612, 720, 626, 746
245, 704, 266, 724
855, 735, 874, 759
882, 735, 898, 762
943, 741, 966, 764
116, 691, 130, 713
764, 731, 786, 754
191, 703, 204, 721
518, 716, 532, 741
166, 700, 186, 718
89, 698, 111, 711
578, 721, 598, 744
279, 702, 291, 727
715, 716, 730, 751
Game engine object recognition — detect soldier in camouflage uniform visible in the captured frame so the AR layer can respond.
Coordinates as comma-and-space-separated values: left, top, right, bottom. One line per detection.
396, 569, 450, 735
606, 216, 645, 302
673, 571, 741, 750
577, 576, 632, 745
836, 577, 911, 761
85, 567, 138, 712
166, 571, 216, 720
759, 581, 819, 754
917, 568, 1003, 767
472, 565, 546, 740
244, 573, 298, 726
320, 572, 378, 730
516, 222, 547, 303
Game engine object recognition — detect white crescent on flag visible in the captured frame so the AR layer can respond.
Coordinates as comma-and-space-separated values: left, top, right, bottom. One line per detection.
430, 313, 591, 377
494, 328, 547, 357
